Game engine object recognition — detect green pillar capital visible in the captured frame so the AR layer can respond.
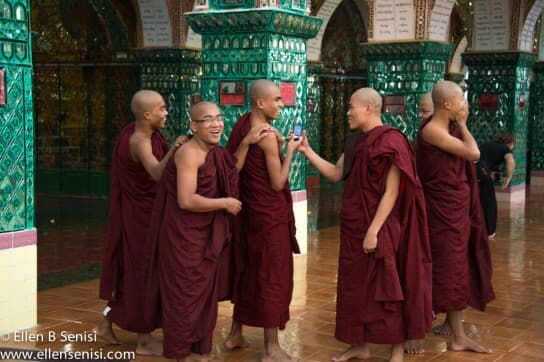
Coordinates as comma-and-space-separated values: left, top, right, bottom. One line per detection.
134, 48, 202, 142
361, 41, 454, 139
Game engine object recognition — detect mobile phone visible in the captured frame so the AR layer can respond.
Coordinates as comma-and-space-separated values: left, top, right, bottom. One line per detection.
293, 124, 303, 140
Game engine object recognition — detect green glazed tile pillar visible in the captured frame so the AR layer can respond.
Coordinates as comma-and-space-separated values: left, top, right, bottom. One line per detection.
186, 8, 322, 253
0, 0, 37, 333
361, 41, 454, 140
306, 62, 322, 232
462, 51, 536, 201
135, 49, 202, 143
530, 61, 544, 185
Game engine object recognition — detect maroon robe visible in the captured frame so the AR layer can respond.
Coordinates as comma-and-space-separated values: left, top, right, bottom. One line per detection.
145, 146, 238, 359
416, 119, 495, 313
226, 112, 300, 330
335, 126, 432, 345
98, 122, 168, 333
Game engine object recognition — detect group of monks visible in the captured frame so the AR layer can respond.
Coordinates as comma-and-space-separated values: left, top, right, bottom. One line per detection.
92, 79, 495, 362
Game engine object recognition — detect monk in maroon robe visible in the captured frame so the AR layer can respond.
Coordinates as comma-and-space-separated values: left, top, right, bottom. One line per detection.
96, 90, 184, 355
416, 80, 494, 354
144, 102, 245, 361
224, 79, 302, 361
299, 87, 432, 362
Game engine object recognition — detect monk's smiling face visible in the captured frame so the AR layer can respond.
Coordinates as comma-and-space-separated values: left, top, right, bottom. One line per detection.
190, 102, 224, 145
346, 94, 370, 131
259, 84, 283, 121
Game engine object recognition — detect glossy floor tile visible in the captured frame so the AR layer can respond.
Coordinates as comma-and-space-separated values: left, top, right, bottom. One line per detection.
3, 185, 543, 361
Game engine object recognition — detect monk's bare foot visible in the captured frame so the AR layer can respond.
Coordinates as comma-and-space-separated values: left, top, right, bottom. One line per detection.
262, 344, 294, 362
332, 345, 370, 361
390, 344, 403, 362
450, 334, 492, 353
433, 319, 452, 335
403, 340, 424, 354
136, 333, 163, 356
92, 316, 120, 345
488, 233, 496, 239
224, 334, 249, 350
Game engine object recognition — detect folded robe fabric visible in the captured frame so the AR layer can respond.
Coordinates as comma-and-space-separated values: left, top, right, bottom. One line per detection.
335, 126, 432, 345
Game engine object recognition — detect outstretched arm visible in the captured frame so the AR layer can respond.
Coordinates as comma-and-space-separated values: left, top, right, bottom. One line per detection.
298, 131, 344, 183
234, 123, 271, 171
133, 135, 186, 181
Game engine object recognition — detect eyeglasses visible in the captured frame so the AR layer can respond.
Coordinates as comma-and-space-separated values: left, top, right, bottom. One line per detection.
192, 115, 224, 124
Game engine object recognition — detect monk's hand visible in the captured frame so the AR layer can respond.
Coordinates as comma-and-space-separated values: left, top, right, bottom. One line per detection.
246, 124, 272, 144
454, 100, 469, 125
287, 134, 303, 154
223, 197, 242, 215
174, 135, 189, 148
363, 230, 378, 254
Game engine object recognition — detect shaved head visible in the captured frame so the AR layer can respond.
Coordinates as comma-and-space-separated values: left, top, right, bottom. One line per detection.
190, 101, 220, 121
130, 90, 163, 116
249, 79, 278, 105
420, 92, 432, 105
432, 81, 462, 108
352, 87, 382, 115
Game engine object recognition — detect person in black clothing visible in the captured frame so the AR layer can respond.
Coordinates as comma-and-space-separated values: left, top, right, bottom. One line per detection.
477, 132, 516, 238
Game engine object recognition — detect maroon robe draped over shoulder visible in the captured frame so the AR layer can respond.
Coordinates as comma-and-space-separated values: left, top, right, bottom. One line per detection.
416, 119, 495, 313
99, 122, 168, 333
226, 112, 300, 330
335, 126, 432, 345
145, 146, 238, 359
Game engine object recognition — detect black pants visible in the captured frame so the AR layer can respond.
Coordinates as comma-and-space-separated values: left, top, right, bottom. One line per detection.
478, 176, 497, 235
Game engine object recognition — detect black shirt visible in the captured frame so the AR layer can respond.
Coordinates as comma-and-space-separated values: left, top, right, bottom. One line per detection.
479, 142, 512, 173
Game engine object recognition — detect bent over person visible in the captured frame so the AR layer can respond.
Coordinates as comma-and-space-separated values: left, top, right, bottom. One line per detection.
298, 88, 432, 362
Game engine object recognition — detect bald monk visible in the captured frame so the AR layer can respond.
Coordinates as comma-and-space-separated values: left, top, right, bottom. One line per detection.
224, 79, 302, 361
298, 88, 432, 362
418, 92, 434, 123
416, 80, 495, 353
96, 90, 185, 355
144, 102, 270, 362
404, 91, 436, 355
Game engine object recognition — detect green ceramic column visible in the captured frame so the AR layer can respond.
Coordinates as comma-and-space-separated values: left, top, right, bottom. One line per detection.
186, 3, 321, 253
135, 49, 202, 143
361, 41, 454, 140
530, 61, 544, 184
306, 62, 322, 231
462, 51, 536, 198
0, 0, 37, 333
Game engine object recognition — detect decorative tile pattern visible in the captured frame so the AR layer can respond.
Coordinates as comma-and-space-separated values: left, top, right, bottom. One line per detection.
0, 0, 33, 232
463, 51, 536, 186
361, 41, 453, 140
186, 9, 322, 191
530, 62, 544, 172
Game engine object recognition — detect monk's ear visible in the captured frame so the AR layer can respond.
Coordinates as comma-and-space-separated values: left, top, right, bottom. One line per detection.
256, 98, 265, 109
189, 121, 197, 134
